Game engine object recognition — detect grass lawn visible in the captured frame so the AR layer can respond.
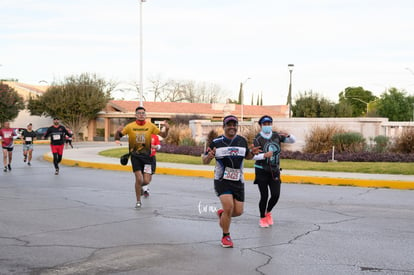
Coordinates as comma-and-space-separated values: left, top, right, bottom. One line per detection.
99, 148, 414, 175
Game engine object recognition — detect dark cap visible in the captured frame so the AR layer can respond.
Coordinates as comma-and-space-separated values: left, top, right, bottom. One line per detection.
258, 115, 273, 125
223, 115, 238, 125
53, 117, 59, 120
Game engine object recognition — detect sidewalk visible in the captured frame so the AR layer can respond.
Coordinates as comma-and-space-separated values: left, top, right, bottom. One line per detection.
43, 144, 414, 190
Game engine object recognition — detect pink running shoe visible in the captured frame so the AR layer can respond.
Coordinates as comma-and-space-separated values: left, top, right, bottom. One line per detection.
217, 209, 224, 218
221, 235, 233, 248
266, 212, 274, 226
259, 217, 269, 228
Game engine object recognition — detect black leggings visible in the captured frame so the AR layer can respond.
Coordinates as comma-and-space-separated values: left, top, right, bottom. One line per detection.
53, 153, 62, 169
254, 168, 281, 218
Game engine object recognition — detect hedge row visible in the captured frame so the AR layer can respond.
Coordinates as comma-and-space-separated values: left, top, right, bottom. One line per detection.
159, 143, 414, 162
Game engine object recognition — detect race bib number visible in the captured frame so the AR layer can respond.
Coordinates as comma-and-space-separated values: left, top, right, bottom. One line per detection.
143, 164, 152, 174
136, 134, 146, 144
25, 137, 32, 142
223, 167, 241, 181
4, 133, 11, 138
52, 134, 61, 140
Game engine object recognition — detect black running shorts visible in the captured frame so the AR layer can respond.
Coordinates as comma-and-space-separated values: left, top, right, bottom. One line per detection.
214, 179, 245, 202
131, 153, 152, 173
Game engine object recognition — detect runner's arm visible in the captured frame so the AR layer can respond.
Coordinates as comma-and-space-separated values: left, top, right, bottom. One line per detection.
202, 147, 216, 164
114, 125, 125, 141
44, 128, 50, 139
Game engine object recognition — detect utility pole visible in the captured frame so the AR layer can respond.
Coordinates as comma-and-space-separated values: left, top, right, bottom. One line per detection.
287, 64, 294, 118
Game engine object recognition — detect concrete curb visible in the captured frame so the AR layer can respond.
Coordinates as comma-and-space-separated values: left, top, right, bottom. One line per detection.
43, 153, 414, 190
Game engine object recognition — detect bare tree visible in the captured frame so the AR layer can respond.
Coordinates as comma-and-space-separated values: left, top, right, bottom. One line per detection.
148, 74, 169, 102
146, 76, 226, 103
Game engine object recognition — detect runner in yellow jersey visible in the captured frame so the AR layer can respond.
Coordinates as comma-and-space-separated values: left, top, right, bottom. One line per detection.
115, 106, 169, 209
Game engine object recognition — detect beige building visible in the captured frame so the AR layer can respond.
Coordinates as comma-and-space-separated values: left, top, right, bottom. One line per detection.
3, 81, 52, 129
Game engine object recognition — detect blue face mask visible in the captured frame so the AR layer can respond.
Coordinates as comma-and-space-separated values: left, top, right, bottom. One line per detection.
262, 125, 272, 134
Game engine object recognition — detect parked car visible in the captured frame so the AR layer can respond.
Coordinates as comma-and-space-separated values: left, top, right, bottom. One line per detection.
35, 127, 49, 140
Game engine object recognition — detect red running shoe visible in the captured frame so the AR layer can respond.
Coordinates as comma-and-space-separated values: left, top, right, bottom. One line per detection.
266, 212, 274, 226
259, 217, 269, 228
217, 209, 224, 218
221, 235, 233, 248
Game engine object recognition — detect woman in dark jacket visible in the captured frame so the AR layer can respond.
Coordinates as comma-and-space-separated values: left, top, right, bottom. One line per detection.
253, 115, 296, 228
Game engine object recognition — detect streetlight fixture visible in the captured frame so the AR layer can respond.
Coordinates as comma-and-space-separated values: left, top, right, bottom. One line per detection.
348, 97, 369, 116
240, 77, 251, 122
346, 96, 379, 117
139, 0, 146, 107
287, 64, 294, 118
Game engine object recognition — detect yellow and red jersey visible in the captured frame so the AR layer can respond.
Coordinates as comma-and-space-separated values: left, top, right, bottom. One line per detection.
121, 121, 160, 155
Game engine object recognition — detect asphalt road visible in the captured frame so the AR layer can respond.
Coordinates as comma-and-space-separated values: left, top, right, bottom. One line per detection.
0, 144, 413, 275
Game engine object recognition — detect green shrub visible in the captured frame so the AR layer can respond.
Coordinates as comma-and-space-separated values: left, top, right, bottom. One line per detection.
372, 135, 390, 153
332, 132, 366, 153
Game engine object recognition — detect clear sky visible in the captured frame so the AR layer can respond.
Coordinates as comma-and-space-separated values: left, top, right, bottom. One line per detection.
2, 0, 414, 105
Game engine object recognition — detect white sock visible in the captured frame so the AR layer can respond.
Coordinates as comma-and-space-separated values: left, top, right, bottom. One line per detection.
142, 185, 149, 192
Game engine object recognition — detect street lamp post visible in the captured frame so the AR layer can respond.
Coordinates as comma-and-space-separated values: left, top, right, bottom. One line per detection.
287, 64, 294, 118
139, 0, 146, 107
240, 77, 250, 122
405, 68, 414, 121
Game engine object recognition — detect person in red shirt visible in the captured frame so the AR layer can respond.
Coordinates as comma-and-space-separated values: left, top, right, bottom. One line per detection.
0, 121, 17, 172
141, 134, 161, 198
44, 117, 72, 175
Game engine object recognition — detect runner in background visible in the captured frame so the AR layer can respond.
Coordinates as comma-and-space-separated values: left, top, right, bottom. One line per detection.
21, 123, 37, 166
142, 134, 161, 198
65, 128, 74, 149
0, 121, 17, 172
44, 118, 72, 175
252, 115, 296, 228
